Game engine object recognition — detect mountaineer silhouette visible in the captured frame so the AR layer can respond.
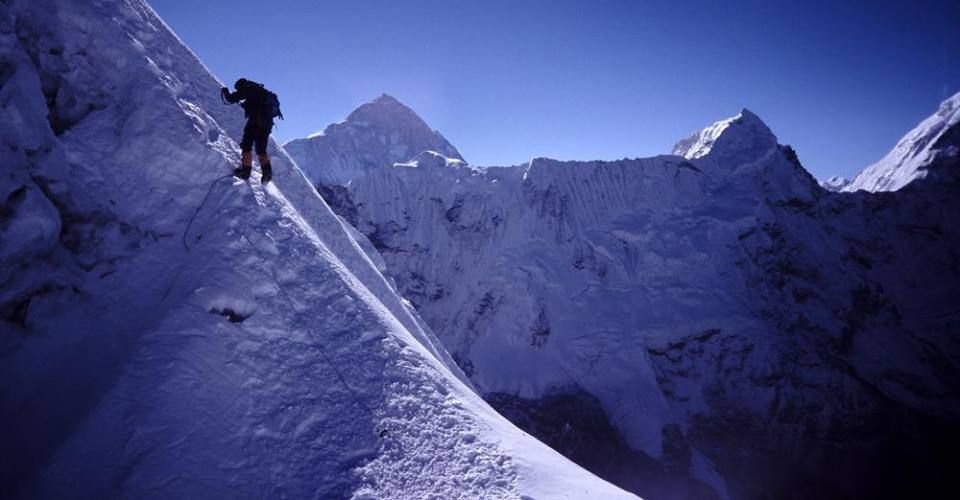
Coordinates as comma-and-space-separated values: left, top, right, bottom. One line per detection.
221, 78, 283, 183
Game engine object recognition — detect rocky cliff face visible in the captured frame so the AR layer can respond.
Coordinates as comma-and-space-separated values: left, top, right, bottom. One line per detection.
311, 97, 960, 498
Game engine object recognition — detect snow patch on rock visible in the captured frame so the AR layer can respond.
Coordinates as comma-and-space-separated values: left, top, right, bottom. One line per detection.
819, 175, 850, 192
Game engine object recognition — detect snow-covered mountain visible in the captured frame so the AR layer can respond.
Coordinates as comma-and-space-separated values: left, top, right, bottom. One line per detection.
301, 96, 960, 498
283, 94, 464, 186
842, 91, 960, 192
0, 1, 639, 499
671, 108, 778, 166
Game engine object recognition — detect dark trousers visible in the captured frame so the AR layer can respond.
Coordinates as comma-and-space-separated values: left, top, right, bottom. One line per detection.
240, 120, 272, 155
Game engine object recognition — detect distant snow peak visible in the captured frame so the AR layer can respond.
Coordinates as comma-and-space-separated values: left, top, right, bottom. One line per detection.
347, 93, 420, 126
672, 108, 778, 164
283, 93, 464, 185
843, 91, 960, 192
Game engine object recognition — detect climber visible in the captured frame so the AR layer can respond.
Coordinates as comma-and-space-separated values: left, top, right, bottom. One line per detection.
221, 78, 283, 183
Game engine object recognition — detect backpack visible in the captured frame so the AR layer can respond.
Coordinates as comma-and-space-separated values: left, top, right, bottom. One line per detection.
246, 81, 283, 121
264, 88, 283, 121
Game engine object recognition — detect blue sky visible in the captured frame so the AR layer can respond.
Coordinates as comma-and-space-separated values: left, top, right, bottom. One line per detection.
150, 0, 959, 180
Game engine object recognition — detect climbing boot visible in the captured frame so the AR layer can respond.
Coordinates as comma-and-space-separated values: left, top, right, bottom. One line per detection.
261, 162, 273, 184
235, 151, 253, 179
233, 164, 251, 180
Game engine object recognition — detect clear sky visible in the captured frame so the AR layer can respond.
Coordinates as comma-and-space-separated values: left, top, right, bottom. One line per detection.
150, 0, 959, 180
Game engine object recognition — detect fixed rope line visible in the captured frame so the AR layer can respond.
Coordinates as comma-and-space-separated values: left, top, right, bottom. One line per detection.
182, 173, 234, 251
238, 218, 387, 438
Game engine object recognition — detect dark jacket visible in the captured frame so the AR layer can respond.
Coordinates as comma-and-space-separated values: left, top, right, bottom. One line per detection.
223, 83, 271, 125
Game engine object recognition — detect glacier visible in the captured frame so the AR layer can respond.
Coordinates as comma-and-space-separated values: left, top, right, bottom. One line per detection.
0, 1, 638, 499
290, 91, 960, 498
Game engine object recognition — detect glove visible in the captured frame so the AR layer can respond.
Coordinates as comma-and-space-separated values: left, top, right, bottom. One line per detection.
221, 87, 229, 96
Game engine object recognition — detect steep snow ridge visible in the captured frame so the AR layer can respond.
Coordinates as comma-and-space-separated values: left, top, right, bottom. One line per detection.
844, 91, 960, 192
284, 94, 464, 185
0, 1, 637, 498
325, 102, 960, 498
672, 108, 778, 165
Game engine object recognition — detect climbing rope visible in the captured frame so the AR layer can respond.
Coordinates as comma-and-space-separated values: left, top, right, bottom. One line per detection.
237, 225, 388, 438
182, 173, 234, 251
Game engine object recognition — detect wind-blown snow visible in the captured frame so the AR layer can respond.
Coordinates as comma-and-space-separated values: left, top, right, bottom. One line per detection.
843, 91, 960, 192
0, 1, 636, 498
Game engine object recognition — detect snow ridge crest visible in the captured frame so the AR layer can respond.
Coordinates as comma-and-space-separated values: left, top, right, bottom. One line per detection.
396, 150, 466, 169
843, 91, 960, 192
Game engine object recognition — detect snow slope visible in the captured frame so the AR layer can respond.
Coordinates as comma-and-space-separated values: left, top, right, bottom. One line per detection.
843, 91, 960, 192
0, 1, 636, 498
310, 98, 960, 498
283, 94, 464, 186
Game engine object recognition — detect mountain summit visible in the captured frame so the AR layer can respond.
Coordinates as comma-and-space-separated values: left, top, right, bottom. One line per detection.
284, 94, 464, 185
345, 93, 426, 127
672, 108, 778, 165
